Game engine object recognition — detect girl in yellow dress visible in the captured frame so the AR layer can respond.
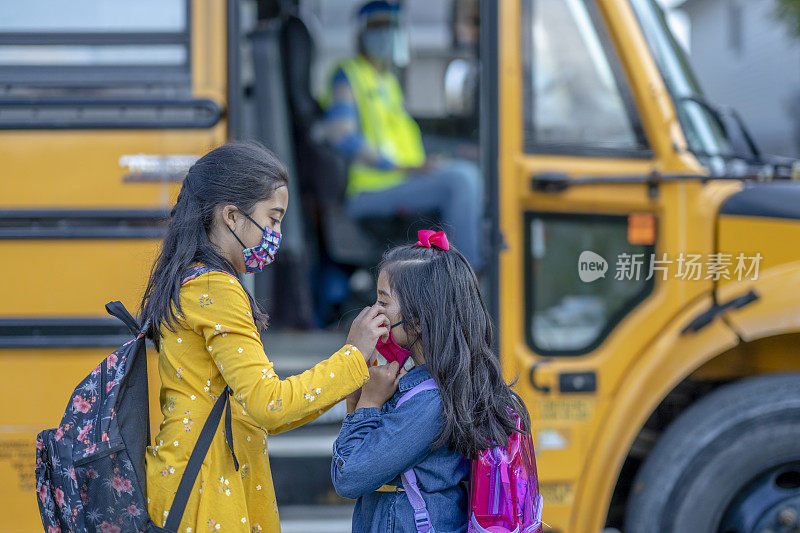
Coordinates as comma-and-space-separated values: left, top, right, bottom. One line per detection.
139, 142, 389, 532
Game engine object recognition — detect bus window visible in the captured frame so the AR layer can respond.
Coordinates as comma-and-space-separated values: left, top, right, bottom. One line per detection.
522, 0, 648, 153
0, 0, 190, 95
525, 213, 655, 355
1, 0, 185, 32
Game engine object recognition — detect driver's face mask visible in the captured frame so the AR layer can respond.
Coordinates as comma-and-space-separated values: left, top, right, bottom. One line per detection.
362, 26, 409, 68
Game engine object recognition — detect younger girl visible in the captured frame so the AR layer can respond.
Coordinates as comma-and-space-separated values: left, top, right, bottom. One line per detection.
332, 230, 530, 532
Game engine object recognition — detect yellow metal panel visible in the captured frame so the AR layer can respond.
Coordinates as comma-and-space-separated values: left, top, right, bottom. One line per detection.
0, 347, 162, 533
717, 215, 800, 287
0, 3, 229, 212
719, 260, 800, 341
0, 130, 224, 209
692, 333, 800, 380
570, 295, 739, 532
191, 0, 228, 103
0, 240, 160, 317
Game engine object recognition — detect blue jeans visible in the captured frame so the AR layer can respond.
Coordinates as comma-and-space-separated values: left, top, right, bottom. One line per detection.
345, 159, 483, 271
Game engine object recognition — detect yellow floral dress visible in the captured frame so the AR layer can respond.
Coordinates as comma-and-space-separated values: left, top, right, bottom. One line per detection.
145, 267, 369, 532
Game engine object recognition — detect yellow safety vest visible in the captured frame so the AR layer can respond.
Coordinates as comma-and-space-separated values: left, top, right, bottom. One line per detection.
326, 56, 426, 197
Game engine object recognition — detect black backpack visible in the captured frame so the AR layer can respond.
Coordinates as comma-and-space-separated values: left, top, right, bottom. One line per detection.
35, 267, 238, 533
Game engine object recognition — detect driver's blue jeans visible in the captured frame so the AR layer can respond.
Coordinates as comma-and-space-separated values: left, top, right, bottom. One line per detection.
344, 159, 483, 271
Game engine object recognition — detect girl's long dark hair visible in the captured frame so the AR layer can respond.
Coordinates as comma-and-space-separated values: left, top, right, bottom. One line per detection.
380, 241, 530, 459
139, 141, 288, 348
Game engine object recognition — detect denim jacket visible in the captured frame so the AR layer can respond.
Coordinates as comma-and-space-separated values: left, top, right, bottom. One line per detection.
332, 365, 470, 532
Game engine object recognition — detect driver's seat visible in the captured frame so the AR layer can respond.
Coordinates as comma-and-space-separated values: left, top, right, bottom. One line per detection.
279, 14, 383, 267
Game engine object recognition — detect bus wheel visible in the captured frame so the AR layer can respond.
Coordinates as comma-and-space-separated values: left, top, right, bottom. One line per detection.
624, 374, 800, 533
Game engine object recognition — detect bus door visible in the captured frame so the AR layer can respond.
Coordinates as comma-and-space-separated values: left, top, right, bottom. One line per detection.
494, 0, 710, 530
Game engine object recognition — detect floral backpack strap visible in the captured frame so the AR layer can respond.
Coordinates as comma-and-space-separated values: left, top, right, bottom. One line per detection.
180, 265, 220, 285
395, 378, 439, 533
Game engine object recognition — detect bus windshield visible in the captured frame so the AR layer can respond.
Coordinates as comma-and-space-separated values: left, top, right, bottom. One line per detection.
629, 0, 733, 170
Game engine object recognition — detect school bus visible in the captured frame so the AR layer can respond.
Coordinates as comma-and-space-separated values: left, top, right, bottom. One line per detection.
2, 0, 800, 532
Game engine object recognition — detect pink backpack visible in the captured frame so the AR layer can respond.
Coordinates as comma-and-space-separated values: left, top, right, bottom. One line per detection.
467, 411, 543, 533
397, 380, 543, 533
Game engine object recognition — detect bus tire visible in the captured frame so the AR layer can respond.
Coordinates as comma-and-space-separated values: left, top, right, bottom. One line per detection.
624, 373, 800, 533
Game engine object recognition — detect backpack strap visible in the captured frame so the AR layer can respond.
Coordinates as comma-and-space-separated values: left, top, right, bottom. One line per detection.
396, 378, 438, 408
395, 378, 438, 533
162, 386, 238, 532
104, 266, 225, 338
402, 468, 434, 533
105, 301, 141, 336
180, 265, 228, 285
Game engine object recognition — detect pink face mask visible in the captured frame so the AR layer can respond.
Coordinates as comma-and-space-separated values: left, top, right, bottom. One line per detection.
376, 320, 413, 367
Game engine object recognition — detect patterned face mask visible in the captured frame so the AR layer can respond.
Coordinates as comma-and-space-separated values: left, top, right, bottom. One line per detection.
228, 213, 282, 273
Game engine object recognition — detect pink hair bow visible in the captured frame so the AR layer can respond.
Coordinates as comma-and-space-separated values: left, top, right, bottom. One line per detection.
415, 230, 450, 251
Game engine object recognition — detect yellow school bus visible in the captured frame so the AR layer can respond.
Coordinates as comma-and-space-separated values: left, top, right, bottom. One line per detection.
0, 1, 226, 530
495, 1, 800, 532
2, 0, 800, 532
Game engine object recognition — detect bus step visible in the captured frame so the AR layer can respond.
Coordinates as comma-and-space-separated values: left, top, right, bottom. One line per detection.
261, 330, 349, 377
260, 332, 359, 504
279, 505, 354, 533
270, 424, 350, 506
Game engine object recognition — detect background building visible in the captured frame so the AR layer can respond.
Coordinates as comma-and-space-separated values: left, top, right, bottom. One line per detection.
672, 0, 800, 157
